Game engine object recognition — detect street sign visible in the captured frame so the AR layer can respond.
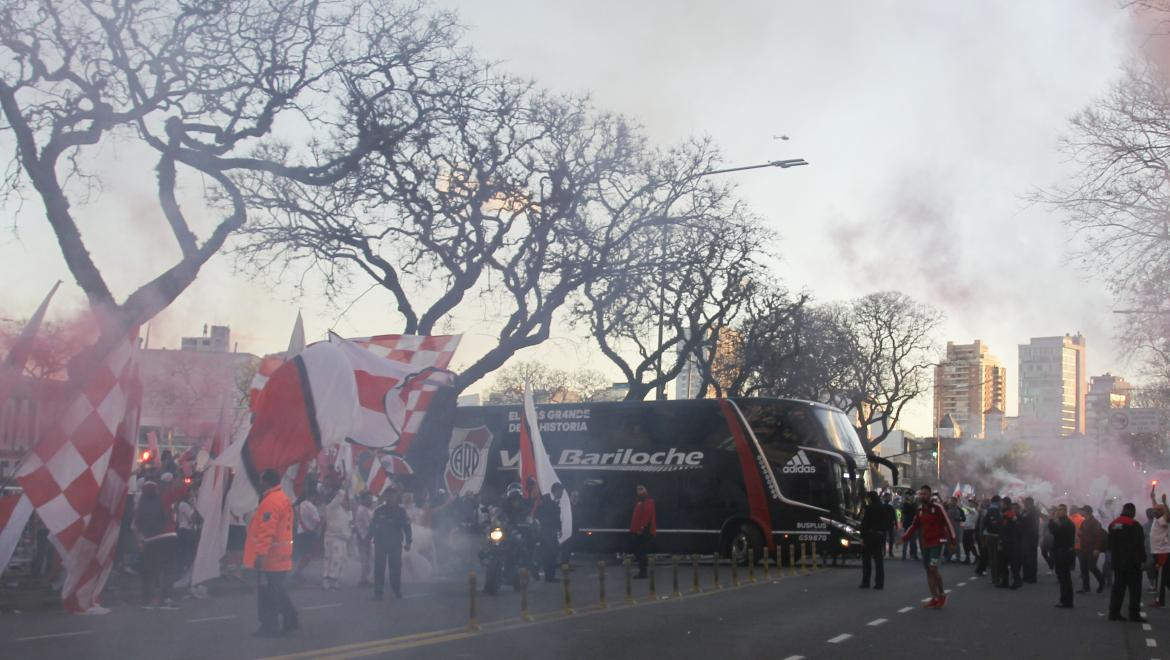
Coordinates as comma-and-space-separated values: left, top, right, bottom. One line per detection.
1109, 408, 1165, 434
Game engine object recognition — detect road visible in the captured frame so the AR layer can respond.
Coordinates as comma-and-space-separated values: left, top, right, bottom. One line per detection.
0, 556, 1165, 660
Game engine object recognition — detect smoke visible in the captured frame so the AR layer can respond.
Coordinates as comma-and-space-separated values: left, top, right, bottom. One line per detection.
1133, 1, 1170, 84
827, 171, 975, 311
953, 435, 1152, 516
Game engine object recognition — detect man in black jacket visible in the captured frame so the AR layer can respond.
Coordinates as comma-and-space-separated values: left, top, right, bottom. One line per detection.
996, 498, 1022, 589
900, 497, 918, 560
535, 483, 565, 582
1020, 497, 1041, 583
882, 492, 897, 558
370, 489, 412, 600
860, 491, 886, 589
976, 496, 1003, 580
1107, 502, 1146, 622
1049, 504, 1076, 608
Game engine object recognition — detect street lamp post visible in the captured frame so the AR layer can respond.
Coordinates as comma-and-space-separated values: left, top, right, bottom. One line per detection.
654, 157, 809, 401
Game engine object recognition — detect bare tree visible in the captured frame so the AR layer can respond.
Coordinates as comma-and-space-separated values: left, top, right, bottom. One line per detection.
574, 156, 771, 402
483, 360, 607, 404
0, 0, 469, 369
0, 314, 95, 379
239, 66, 722, 393
699, 288, 810, 398
841, 292, 943, 450
1037, 59, 1170, 377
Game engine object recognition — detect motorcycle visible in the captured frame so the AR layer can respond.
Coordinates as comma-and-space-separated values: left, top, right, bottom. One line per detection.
479, 516, 536, 595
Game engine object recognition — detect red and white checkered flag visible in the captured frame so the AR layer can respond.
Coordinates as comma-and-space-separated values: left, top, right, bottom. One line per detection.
330, 333, 459, 453
17, 331, 141, 613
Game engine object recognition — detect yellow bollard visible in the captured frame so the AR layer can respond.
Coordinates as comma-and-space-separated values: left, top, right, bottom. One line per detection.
671, 555, 682, 598
468, 572, 480, 632
763, 548, 771, 580
519, 568, 532, 622
789, 544, 798, 577
647, 556, 657, 601
624, 556, 635, 604
598, 561, 608, 609
801, 542, 809, 575
748, 548, 756, 583
691, 554, 702, 594
562, 563, 574, 615
713, 553, 722, 589
812, 543, 819, 570
730, 552, 739, 587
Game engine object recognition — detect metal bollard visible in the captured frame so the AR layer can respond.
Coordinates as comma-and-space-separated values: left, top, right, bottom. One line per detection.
624, 556, 635, 604
789, 544, 798, 577
763, 548, 771, 580
712, 554, 722, 589
562, 563, 574, 615
800, 542, 809, 575
468, 572, 480, 631
519, 568, 532, 622
812, 543, 819, 570
730, 552, 739, 587
748, 548, 756, 583
647, 556, 657, 600
691, 554, 702, 594
671, 555, 682, 598
598, 561, 608, 609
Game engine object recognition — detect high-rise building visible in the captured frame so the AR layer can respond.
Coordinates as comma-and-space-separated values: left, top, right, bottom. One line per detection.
932, 340, 1007, 439
1085, 373, 1132, 438
1017, 333, 1087, 437
181, 324, 232, 352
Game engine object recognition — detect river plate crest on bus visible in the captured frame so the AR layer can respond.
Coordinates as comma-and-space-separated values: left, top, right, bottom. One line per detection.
445, 426, 492, 496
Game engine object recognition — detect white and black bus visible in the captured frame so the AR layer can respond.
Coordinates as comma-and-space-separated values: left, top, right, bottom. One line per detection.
444, 397, 871, 560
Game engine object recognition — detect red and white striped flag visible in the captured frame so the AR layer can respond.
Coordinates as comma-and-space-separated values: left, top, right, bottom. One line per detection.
17, 330, 141, 613
0, 282, 61, 575
328, 333, 459, 453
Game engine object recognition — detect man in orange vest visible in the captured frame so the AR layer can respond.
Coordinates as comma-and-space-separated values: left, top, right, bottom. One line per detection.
245, 469, 299, 637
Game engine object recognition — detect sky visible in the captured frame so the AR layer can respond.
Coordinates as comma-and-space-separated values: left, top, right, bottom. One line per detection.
0, 0, 1146, 435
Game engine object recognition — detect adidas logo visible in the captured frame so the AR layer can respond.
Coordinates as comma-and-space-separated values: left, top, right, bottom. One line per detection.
781, 450, 817, 474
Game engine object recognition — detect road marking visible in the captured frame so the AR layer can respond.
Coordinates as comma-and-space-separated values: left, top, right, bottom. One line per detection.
944, 589, 952, 593
898, 606, 913, 613
302, 603, 343, 611
188, 615, 237, 623
1148, 638, 1158, 648
827, 634, 852, 644
957, 582, 967, 587
921, 597, 932, 603
867, 618, 888, 627
1144, 623, 1153, 631
781, 656, 805, 660
16, 630, 91, 642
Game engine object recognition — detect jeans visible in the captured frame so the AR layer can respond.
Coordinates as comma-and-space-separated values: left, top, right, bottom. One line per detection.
258, 570, 298, 632
1110, 567, 1143, 619
630, 532, 652, 577
373, 543, 403, 597
141, 536, 178, 605
861, 532, 885, 588
1055, 548, 1074, 606
1079, 552, 1104, 591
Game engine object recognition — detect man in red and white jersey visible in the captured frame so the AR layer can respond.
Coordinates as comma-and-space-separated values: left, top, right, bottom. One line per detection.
903, 485, 958, 608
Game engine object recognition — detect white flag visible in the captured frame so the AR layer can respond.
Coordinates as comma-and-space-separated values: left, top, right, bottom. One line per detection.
520, 381, 572, 542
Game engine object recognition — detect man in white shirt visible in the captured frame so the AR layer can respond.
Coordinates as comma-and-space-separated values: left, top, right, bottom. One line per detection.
353, 493, 374, 586
292, 491, 322, 581
1150, 486, 1170, 607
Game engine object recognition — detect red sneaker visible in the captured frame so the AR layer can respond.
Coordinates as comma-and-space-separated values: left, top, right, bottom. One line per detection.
923, 597, 939, 608
935, 594, 948, 609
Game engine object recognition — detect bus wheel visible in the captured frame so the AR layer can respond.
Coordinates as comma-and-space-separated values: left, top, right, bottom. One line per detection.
729, 523, 763, 564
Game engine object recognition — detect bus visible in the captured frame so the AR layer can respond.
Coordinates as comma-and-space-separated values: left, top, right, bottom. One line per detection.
444, 397, 871, 561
